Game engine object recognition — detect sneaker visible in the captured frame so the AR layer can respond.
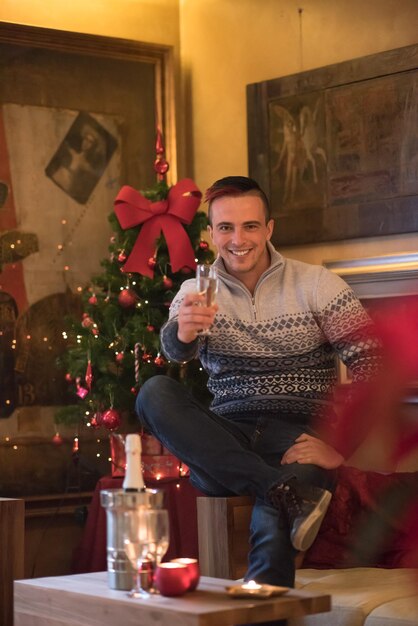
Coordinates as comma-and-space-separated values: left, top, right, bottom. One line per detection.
267, 479, 332, 552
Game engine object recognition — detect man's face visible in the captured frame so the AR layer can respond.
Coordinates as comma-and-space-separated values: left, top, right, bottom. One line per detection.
208, 193, 274, 284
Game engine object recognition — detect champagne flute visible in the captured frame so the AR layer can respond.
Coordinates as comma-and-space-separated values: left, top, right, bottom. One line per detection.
123, 509, 151, 599
143, 508, 170, 593
195, 264, 218, 336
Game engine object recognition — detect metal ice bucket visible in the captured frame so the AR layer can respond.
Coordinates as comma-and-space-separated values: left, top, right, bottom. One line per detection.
100, 488, 164, 590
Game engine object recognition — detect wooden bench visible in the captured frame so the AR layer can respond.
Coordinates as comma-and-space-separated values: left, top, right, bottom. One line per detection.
0, 498, 25, 626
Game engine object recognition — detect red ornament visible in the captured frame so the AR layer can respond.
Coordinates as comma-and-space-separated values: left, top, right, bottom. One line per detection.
146, 324, 155, 332
154, 128, 170, 179
91, 411, 103, 428
88, 294, 98, 305
130, 386, 137, 394
52, 433, 64, 446
76, 386, 88, 399
118, 250, 127, 263
154, 157, 169, 176
199, 240, 209, 250
81, 316, 94, 328
154, 354, 166, 367
142, 352, 152, 362
65, 373, 72, 382
118, 288, 137, 308
162, 275, 173, 289
148, 256, 157, 270
115, 352, 124, 363
85, 360, 93, 390
101, 408, 122, 431
76, 377, 89, 399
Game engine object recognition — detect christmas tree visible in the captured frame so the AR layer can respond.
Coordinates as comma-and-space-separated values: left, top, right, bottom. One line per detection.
55, 131, 213, 433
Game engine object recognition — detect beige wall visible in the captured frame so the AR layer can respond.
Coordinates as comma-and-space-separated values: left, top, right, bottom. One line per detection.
0, 0, 179, 46
2, 0, 418, 264
180, 0, 418, 265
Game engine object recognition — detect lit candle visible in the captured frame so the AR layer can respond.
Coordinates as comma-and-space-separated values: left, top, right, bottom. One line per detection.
241, 580, 262, 591
155, 563, 190, 597
170, 558, 200, 590
227, 580, 289, 599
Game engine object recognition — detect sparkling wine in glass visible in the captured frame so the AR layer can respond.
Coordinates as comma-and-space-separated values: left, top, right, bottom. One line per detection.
144, 508, 170, 593
123, 510, 151, 599
195, 264, 218, 336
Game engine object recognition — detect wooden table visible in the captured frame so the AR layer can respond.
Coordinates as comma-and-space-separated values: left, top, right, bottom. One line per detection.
14, 571, 331, 626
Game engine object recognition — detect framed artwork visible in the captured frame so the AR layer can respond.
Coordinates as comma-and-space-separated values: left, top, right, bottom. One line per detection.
0, 22, 176, 417
247, 44, 418, 246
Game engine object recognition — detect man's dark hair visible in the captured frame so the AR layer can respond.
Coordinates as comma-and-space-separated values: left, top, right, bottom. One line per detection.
204, 176, 271, 224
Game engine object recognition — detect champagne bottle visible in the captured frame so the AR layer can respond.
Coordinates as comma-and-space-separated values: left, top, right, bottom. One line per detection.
123, 433, 145, 491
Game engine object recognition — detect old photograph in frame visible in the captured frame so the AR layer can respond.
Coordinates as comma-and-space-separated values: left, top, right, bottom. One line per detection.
247, 44, 418, 246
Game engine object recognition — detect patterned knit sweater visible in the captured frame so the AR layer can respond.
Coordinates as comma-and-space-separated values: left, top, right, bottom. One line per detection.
160, 243, 379, 422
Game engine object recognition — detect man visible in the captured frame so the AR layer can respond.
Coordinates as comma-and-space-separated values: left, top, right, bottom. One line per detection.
136, 176, 379, 590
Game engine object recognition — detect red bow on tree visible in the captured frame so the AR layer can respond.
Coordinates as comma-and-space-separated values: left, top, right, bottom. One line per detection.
114, 179, 202, 278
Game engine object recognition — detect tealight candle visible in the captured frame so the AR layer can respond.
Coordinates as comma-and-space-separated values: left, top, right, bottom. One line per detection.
226, 580, 289, 599
170, 558, 200, 591
154, 563, 190, 597
241, 580, 262, 591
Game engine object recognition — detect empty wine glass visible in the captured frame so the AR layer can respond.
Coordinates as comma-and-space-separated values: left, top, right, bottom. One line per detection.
195, 264, 218, 336
143, 508, 170, 593
123, 509, 151, 599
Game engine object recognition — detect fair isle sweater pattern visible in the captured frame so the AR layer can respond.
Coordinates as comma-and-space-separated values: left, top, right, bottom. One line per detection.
160, 244, 380, 420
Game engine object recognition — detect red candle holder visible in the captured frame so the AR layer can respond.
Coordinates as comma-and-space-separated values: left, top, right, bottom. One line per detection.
170, 558, 200, 591
154, 563, 190, 597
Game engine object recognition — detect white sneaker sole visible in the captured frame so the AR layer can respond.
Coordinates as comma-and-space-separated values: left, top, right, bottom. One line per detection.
291, 489, 332, 552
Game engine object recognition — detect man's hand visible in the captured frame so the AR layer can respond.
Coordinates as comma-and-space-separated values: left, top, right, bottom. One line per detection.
177, 293, 218, 343
281, 433, 344, 470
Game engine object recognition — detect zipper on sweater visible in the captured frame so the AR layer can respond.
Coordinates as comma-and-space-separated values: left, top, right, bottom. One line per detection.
252, 297, 257, 321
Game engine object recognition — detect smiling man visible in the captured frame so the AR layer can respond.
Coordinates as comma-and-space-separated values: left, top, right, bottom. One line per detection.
136, 176, 380, 608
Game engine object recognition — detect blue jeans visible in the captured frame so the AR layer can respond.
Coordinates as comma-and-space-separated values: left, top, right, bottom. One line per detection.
136, 375, 335, 591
